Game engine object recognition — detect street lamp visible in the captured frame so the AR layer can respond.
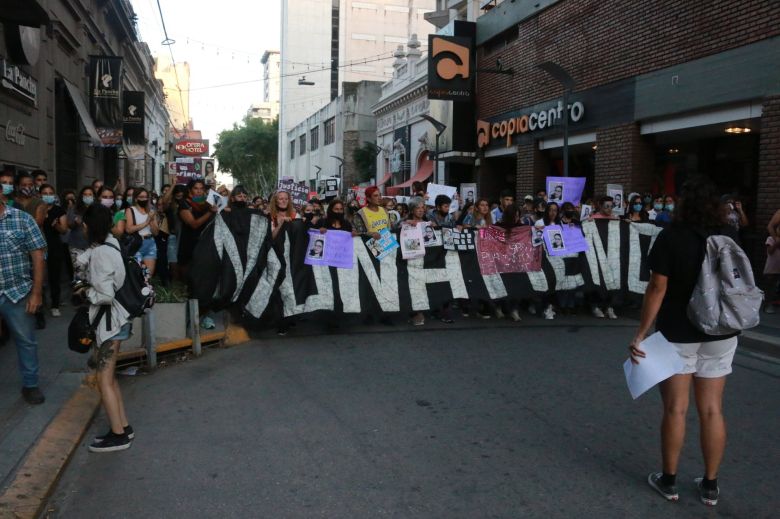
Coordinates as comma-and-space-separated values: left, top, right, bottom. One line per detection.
536, 62, 576, 177
330, 155, 344, 195
420, 114, 447, 184
313, 165, 322, 193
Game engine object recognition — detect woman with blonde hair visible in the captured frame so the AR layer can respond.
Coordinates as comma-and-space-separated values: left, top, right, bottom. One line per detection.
269, 190, 298, 239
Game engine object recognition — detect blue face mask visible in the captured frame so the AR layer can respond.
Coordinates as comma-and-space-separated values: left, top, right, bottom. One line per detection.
632, 204, 643, 212
653, 203, 663, 211
42, 195, 56, 204
1, 184, 13, 196
82, 196, 94, 206
126, 196, 133, 206
115, 199, 124, 208
665, 203, 675, 212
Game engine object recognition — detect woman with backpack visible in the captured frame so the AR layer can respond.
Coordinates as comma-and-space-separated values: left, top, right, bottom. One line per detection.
629, 176, 740, 507
75, 204, 133, 452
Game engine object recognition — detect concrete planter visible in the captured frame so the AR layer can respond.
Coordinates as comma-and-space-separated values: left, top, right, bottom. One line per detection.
120, 302, 189, 352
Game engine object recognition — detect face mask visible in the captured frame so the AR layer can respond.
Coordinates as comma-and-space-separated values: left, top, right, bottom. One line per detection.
564, 210, 575, 218
653, 203, 663, 211
115, 199, 124, 208
1, 184, 13, 195
632, 204, 643, 212
82, 196, 94, 206
126, 197, 133, 206
232, 201, 247, 209
304, 212, 314, 220
665, 204, 675, 212
643, 196, 652, 204
20, 187, 36, 197
101, 198, 115, 208
137, 199, 148, 208
42, 195, 56, 204
192, 195, 206, 203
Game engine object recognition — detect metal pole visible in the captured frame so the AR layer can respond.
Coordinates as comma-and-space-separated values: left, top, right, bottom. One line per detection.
562, 89, 569, 177
435, 133, 440, 184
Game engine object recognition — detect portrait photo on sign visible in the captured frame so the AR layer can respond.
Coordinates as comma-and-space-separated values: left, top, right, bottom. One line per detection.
607, 184, 624, 215
460, 183, 477, 205
580, 204, 592, 220
308, 236, 326, 259
532, 226, 544, 247
548, 182, 564, 202
441, 227, 455, 248
548, 229, 566, 251
421, 223, 442, 247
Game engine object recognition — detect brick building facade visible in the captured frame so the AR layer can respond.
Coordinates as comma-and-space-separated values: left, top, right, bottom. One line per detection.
473, 0, 780, 267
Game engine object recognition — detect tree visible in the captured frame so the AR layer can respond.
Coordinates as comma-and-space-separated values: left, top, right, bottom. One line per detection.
352, 141, 377, 184
213, 116, 278, 196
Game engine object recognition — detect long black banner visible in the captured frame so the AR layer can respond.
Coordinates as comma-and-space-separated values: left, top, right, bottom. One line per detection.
90, 55, 123, 146
189, 212, 661, 327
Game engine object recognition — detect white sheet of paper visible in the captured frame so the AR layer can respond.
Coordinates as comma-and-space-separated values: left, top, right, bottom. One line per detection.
623, 332, 685, 400
207, 189, 228, 212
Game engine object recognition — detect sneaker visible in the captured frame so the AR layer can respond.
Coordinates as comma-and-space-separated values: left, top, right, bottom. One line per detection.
409, 314, 425, 326
88, 432, 131, 453
494, 308, 505, 320
95, 425, 134, 443
592, 307, 605, 318
605, 307, 618, 320
440, 317, 454, 324
21, 387, 45, 405
276, 326, 288, 336
200, 316, 216, 329
509, 310, 522, 322
527, 304, 537, 316
647, 472, 679, 501
477, 312, 491, 320
694, 478, 719, 506
765, 304, 776, 314
50, 308, 61, 317
461, 311, 470, 318
543, 306, 555, 320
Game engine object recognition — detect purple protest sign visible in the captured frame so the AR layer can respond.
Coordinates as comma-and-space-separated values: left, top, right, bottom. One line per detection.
542, 224, 589, 256
546, 176, 586, 206
304, 229, 354, 269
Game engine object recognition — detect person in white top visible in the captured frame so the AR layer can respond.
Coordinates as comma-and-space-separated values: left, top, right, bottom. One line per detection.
75, 204, 134, 452
124, 187, 159, 276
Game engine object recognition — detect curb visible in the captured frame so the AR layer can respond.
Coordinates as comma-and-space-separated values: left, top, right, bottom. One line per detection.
0, 383, 100, 519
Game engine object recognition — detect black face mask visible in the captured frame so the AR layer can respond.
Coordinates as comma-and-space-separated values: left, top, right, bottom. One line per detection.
535, 211, 544, 217
304, 213, 314, 220
232, 201, 247, 209
564, 210, 575, 218
137, 199, 148, 208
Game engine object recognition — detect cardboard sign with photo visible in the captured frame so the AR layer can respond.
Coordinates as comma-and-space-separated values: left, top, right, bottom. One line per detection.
607, 184, 624, 215
580, 204, 593, 221
460, 183, 477, 205
420, 222, 443, 247
426, 183, 458, 213
400, 223, 425, 260
546, 176, 586, 206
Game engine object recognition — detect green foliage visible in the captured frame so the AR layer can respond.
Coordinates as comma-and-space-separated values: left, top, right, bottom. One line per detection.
352, 141, 377, 183
213, 116, 278, 196
152, 280, 189, 304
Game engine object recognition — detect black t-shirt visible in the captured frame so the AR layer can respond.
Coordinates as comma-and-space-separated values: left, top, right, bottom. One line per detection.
42, 204, 66, 244
648, 223, 740, 343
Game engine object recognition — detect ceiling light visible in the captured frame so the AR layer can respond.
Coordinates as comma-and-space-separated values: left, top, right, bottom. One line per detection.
668, 148, 679, 154
591, 144, 598, 151
725, 127, 751, 134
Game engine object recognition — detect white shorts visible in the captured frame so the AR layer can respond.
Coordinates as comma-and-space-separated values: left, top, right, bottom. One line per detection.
674, 337, 738, 378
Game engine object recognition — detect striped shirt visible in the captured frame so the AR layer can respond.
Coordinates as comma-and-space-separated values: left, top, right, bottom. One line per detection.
0, 206, 47, 302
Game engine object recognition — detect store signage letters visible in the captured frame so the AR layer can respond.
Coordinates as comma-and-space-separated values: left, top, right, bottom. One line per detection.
5, 121, 26, 146
175, 139, 209, 156
0, 57, 38, 105
478, 100, 585, 148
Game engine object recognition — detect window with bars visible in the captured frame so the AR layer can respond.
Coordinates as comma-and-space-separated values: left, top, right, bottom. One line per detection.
324, 118, 335, 145
299, 134, 306, 154
311, 127, 319, 150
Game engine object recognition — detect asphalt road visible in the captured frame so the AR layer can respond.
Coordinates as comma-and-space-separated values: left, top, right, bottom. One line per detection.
46, 319, 780, 518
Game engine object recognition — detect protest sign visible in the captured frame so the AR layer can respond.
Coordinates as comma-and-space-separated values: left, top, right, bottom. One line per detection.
442, 228, 476, 251
400, 223, 425, 260
531, 224, 544, 247
460, 183, 477, 205
543, 224, 589, 256
174, 157, 200, 185
623, 332, 684, 399
319, 177, 339, 199
477, 225, 542, 275
207, 189, 228, 212
546, 176, 586, 206
278, 179, 309, 207
420, 222, 442, 247
304, 229, 354, 269
425, 183, 458, 212
352, 187, 367, 206
365, 228, 399, 260
394, 196, 410, 204
607, 184, 624, 215
580, 204, 593, 220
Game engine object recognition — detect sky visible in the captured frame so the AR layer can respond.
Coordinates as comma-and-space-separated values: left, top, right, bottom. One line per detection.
131, 0, 281, 149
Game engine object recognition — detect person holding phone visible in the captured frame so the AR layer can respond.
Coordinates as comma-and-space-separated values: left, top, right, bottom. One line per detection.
124, 188, 159, 277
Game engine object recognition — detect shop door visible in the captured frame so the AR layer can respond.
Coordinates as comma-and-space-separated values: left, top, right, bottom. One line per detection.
55, 81, 79, 190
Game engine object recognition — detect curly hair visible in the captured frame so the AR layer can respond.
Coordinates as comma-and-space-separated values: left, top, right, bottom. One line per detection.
673, 175, 726, 229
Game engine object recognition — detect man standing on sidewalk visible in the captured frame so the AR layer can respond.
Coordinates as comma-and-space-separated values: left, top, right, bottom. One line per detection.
0, 169, 47, 404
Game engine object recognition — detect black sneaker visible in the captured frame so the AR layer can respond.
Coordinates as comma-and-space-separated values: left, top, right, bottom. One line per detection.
694, 478, 719, 506
276, 326, 288, 336
647, 472, 679, 501
95, 425, 134, 443
21, 386, 45, 405
88, 432, 131, 453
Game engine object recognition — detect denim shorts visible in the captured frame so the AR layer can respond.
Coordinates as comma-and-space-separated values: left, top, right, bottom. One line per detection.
134, 237, 157, 261
110, 322, 133, 341
167, 234, 179, 263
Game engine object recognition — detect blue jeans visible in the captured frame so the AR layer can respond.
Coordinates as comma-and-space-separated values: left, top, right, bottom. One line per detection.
0, 294, 39, 387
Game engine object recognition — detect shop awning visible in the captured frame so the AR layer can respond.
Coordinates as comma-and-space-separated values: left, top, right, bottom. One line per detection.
61, 79, 102, 147
376, 172, 392, 186
386, 160, 433, 195
0, 0, 50, 26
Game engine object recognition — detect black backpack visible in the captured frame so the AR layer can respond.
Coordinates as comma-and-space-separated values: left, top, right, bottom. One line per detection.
67, 306, 109, 354
103, 243, 155, 318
